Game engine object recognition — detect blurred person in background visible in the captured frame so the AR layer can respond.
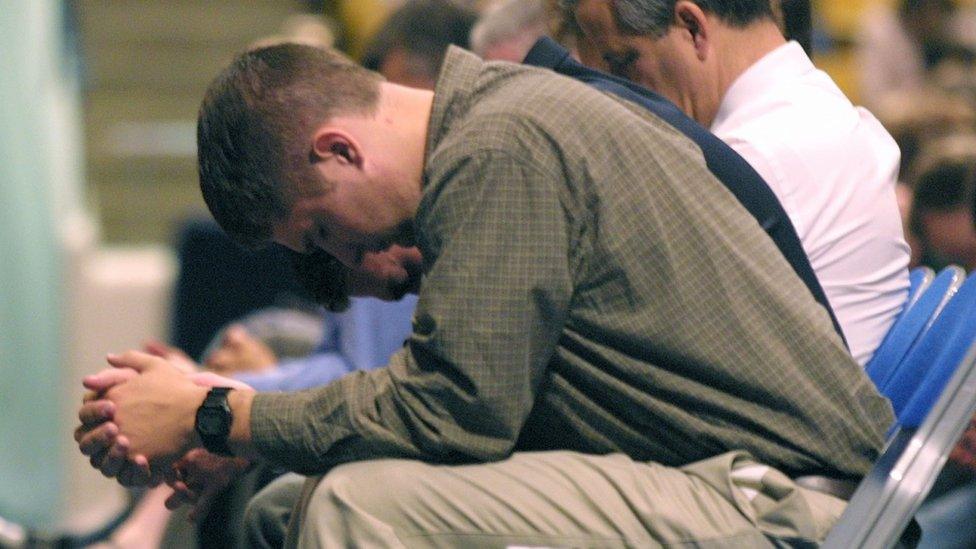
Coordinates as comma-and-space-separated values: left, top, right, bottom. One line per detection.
858, 0, 976, 111
908, 133, 976, 271
898, 142, 976, 546
308, 0, 490, 56
870, 92, 976, 267
916, 413, 976, 548
909, 133, 976, 549
563, 0, 910, 366
470, 0, 549, 61
360, 0, 477, 88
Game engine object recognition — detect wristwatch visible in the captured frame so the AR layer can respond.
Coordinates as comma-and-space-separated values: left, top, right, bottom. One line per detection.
195, 387, 234, 456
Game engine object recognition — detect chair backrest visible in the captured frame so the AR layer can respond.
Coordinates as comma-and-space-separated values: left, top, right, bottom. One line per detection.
822, 338, 976, 548
882, 269, 976, 419
898, 272, 976, 427
866, 266, 933, 384
866, 265, 965, 392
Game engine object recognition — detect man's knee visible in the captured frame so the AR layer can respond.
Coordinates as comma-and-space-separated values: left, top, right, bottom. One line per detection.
300, 460, 422, 547
306, 460, 411, 516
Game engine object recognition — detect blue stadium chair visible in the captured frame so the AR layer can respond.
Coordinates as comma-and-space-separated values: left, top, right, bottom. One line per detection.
822, 338, 976, 548
866, 266, 965, 393
898, 272, 976, 427
882, 269, 976, 419
863, 266, 932, 387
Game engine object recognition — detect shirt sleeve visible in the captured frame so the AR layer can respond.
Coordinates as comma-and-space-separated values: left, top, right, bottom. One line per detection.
249, 149, 575, 473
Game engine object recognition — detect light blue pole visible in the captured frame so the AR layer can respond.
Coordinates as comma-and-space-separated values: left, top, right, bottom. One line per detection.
0, 0, 82, 527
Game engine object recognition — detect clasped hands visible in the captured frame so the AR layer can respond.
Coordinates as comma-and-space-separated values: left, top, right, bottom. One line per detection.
75, 348, 254, 513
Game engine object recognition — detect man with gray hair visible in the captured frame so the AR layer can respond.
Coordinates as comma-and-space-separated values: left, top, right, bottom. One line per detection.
565, 0, 910, 367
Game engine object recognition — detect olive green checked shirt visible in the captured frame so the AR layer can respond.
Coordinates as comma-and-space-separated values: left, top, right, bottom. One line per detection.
250, 48, 892, 479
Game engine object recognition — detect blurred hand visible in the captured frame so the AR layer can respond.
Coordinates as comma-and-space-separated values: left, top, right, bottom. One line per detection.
204, 325, 277, 375
143, 339, 199, 374
949, 415, 976, 475
164, 448, 252, 521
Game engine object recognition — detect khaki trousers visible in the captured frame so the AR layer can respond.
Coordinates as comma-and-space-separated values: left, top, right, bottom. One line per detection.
281, 451, 845, 548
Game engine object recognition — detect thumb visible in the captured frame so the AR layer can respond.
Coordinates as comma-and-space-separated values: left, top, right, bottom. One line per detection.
106, 350, 162, 373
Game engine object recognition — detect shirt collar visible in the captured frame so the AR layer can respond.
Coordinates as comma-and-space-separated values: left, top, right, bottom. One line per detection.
423, 46, 484, 185
711, 41, 812, 130
522, 36, 573, 69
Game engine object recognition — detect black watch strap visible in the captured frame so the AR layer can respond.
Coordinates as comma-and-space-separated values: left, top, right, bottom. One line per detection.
196, 387, 234, 456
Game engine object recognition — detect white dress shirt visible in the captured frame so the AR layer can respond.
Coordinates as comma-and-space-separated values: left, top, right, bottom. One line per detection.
711, 41, 910, 366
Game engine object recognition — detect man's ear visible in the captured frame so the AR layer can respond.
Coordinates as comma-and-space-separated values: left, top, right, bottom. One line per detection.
311, 129, 363, 167
674, 0, 710, 60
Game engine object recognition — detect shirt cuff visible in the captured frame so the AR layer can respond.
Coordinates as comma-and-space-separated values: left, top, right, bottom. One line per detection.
249, 383, 350, 474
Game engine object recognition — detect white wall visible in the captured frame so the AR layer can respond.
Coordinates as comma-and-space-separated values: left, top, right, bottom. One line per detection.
0, 0, 175, 533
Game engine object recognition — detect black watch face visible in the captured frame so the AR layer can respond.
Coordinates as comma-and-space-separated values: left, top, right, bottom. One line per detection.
197, 408, 229, 435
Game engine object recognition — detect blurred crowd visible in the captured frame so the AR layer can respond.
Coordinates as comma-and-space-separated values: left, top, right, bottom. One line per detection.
856, 0, 976, 271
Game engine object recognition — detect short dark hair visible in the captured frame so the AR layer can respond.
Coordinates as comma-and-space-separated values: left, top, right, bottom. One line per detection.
914, 163, 976, 213
778, 0, 811, 55
197, 44, 383, 248
361, 0, 477, 80
909, 147, 976, 241
561, 0, 775, 38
